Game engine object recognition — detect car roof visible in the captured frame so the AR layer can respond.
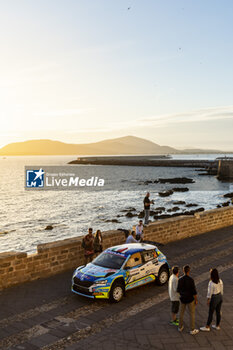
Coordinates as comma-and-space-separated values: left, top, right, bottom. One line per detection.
106, 243, 157, 257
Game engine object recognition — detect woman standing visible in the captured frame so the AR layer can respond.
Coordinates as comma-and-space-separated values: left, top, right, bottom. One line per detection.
200, 268, 223, 331
94, 230, 103, 256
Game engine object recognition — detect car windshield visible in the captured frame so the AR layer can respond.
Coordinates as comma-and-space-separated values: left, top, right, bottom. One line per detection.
92, 252, 126, 269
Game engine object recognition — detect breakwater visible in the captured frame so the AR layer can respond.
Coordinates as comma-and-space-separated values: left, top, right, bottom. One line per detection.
217, 160, 233, 179
0, 206, 233, 291
69, 156, 218, 169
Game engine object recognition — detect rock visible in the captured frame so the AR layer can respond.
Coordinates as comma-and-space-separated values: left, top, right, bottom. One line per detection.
45, 225, 53, 230
171, 206, 180, 212
125, 212, 137, 218
194, 207, 205, 213
223, 192, 233, 198
145, 180, 153, 185
155, 207, 166, 211
222, 201, 230, 207
171, 212, 184, 218
154, 214, 172, 220
120, 207, 136, 212
154, 210, 163, 215
173, 201, 186, 205
185, 203, 198, 207
138, 211, 145, 218
172, 187, 189, 192
167, 207, 180, 213
158, 190, 174, 197
107, 219, 121, 223
158, 177, 195, 184
127, 207, 136, 211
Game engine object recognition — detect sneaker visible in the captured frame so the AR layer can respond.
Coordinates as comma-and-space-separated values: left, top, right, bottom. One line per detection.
178, 326, 184, 332
212, 325, 220, 330
190, 329, 199, 335
170, 320, 179, 326
200, 326, 210, 332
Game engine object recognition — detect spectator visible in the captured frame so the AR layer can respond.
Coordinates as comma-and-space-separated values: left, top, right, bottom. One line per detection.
82, 228, 94, 264
200, 268, 223, 332
168, 266, 180, 326
143, 192, 153, 225
94, 229, 103, 256
136, 220, 144, 241
177, 265, 199, 335
126, 230, 138, 244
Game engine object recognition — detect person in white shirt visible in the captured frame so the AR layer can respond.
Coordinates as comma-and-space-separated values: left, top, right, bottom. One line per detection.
168, 266, 180, 326
200, 268, 223, 332
136, 220, 144, 241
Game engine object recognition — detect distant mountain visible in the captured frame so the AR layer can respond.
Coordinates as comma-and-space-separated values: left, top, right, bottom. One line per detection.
0, 136, 223, 156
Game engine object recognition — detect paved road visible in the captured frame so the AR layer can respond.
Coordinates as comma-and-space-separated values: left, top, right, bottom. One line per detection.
1, 225, 233, 350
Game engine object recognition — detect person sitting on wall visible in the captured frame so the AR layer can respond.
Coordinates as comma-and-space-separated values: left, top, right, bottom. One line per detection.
82, 227, 94, 264
93, 229, 103, 256
126, 230, 138, 244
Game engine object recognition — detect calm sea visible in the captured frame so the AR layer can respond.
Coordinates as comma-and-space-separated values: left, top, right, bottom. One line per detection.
0, 154, 232, 253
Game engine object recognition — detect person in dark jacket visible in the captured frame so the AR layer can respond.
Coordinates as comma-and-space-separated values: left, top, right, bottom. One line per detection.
143, 192, 154, 225
83, 228, 94, 264
177, 265, 199, 335
93, 229, 103, 255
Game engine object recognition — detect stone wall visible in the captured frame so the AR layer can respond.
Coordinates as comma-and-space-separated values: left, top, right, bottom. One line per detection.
217, 160, 233, 179
0, 207, 233, 291
144, 206, 233, 243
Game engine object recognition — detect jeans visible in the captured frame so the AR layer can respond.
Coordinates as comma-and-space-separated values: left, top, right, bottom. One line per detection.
179, 300, 196, 330
144, 209, 150, 224
207, 293, 223, 326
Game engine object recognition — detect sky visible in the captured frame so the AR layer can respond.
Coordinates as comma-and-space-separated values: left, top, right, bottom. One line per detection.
0, 0, 233, 150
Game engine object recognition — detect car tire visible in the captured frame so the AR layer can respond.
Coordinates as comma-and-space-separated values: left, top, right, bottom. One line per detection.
109, 281, 124, 303
157, 266, 169, 286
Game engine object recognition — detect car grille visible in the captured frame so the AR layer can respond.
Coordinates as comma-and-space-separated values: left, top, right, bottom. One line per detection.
73, 276, 93, 288
73, 284, 93, 296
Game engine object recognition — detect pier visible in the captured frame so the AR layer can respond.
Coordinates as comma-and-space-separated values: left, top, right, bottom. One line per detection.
69, 155, 218, 169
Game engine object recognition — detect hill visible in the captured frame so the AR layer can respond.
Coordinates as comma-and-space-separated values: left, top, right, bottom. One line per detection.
0, 136, 179, 156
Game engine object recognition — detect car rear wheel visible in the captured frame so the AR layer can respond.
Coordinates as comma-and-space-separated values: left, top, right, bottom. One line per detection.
157, 266, 169, 285
109, 282, 124, 303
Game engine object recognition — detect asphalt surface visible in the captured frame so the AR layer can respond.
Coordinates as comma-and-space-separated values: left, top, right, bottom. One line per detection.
1, 225, 233, 350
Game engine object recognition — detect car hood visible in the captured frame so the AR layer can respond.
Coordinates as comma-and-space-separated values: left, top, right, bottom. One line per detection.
77, 263, 117, 280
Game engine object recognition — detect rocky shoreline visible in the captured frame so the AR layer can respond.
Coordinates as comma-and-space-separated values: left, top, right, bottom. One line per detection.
99, 189, 233, 224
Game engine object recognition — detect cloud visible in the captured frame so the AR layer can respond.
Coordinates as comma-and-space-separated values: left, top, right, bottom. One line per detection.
132, 105, 233, 128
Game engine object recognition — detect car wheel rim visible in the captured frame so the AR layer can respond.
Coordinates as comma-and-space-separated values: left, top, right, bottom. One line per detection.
160, 271, 168, 284
113, 286, 123, 301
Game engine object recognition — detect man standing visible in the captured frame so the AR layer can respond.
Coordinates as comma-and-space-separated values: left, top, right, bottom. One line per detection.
82, 228, 94, 264
143, 192, 153, 225
168, 266, 180, 326
136, 220, 144, 241
177, 265, 199, 335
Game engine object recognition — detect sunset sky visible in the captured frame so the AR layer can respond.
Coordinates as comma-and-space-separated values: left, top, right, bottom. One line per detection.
0, 0, 233, 150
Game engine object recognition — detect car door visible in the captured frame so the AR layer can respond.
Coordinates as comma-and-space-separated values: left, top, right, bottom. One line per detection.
124, 252, 144, 289
141, 249, 159, 278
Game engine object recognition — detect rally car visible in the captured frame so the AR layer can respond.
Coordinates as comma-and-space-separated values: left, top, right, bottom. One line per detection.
72, 243, 170, 302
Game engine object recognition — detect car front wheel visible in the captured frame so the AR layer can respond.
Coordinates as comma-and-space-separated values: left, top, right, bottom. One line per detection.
109, 282, 124, 303
157, 266, 169, 285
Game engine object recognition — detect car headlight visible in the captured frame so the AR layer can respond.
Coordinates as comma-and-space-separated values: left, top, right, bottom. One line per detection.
93, 279, 108, 285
